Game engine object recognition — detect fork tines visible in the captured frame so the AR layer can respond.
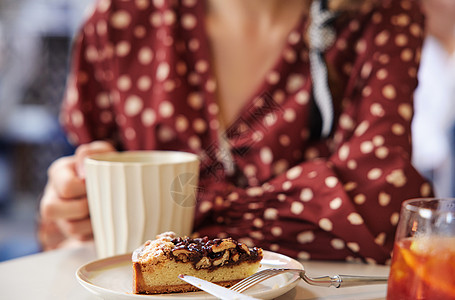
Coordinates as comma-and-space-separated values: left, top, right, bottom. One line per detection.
230, 268, 288, 293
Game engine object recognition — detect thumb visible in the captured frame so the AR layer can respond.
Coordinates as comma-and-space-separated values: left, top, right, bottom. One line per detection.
75, 141, 116, 179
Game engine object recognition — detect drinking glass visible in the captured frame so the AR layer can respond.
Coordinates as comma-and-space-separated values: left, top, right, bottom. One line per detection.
387, 198, 455, 300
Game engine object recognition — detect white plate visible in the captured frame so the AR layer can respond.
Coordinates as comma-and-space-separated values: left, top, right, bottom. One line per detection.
76, 250, 303, 300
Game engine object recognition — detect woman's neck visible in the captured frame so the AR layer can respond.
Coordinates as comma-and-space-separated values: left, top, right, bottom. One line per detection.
205, 0, 308, 32
204, 0, 309, 127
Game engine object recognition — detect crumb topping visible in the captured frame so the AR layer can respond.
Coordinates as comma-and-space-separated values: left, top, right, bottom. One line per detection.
132, 232, 177, 264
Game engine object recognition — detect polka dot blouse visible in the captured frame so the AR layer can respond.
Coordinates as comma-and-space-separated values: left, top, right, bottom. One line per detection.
61, 0, 432, 264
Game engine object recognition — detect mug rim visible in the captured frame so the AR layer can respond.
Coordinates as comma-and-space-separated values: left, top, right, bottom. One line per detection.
85, 150, 200, 166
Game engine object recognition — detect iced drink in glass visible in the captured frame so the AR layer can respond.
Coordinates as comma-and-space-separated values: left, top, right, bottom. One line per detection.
387, 198, 455, 300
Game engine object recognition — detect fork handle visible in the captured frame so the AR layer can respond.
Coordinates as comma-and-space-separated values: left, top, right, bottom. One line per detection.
302, 274, 388, 288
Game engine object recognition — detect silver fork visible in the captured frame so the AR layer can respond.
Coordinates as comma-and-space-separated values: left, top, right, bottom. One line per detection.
229, 268, 388, 293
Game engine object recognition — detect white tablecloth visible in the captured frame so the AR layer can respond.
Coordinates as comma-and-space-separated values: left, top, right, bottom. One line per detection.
0, 242, 390, 299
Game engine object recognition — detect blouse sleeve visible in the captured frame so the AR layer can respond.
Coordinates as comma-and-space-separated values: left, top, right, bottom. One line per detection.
194, 1, 432, 264
60, 3, 117, 146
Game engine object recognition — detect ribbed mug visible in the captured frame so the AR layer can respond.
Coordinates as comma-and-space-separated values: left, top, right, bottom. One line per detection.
85, 151, 200, 258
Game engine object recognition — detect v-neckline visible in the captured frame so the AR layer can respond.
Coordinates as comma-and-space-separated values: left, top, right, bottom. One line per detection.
196, 0, 309, 132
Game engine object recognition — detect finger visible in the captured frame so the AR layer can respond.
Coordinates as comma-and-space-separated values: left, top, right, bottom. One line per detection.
57, 235, 94, 249
56, 217, 93, 240
48, 156, 86, 199
40, 186, 90, 221
38, 219, 67, 251
75, 141, 116, 179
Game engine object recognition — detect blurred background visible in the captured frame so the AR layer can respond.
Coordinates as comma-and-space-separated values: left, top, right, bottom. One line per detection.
0, 0, 94, 261
0, 0, 454, 262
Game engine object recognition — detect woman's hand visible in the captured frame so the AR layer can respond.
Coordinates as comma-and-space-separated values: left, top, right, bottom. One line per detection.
38, 141, 116, 250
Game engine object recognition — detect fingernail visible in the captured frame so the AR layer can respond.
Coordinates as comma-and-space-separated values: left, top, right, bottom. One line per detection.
77, 162, 86, 179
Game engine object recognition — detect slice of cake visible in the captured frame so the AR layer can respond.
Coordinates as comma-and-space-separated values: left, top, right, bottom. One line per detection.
132, 232, 263, 294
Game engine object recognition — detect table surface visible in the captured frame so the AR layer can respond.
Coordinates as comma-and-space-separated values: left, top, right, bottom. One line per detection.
0, 242, 390, 300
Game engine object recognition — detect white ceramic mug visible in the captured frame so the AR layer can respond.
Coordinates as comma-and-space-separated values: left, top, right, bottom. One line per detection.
84, 151, 200, 258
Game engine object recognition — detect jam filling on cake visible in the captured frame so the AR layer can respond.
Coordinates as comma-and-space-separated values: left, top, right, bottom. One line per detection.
168, 236, 262, 270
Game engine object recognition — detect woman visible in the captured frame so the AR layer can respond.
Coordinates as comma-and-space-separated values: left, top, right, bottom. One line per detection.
39, 0, 431, 264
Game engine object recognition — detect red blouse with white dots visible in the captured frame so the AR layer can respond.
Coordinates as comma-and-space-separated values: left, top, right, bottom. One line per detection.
61, 0, 432, 264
